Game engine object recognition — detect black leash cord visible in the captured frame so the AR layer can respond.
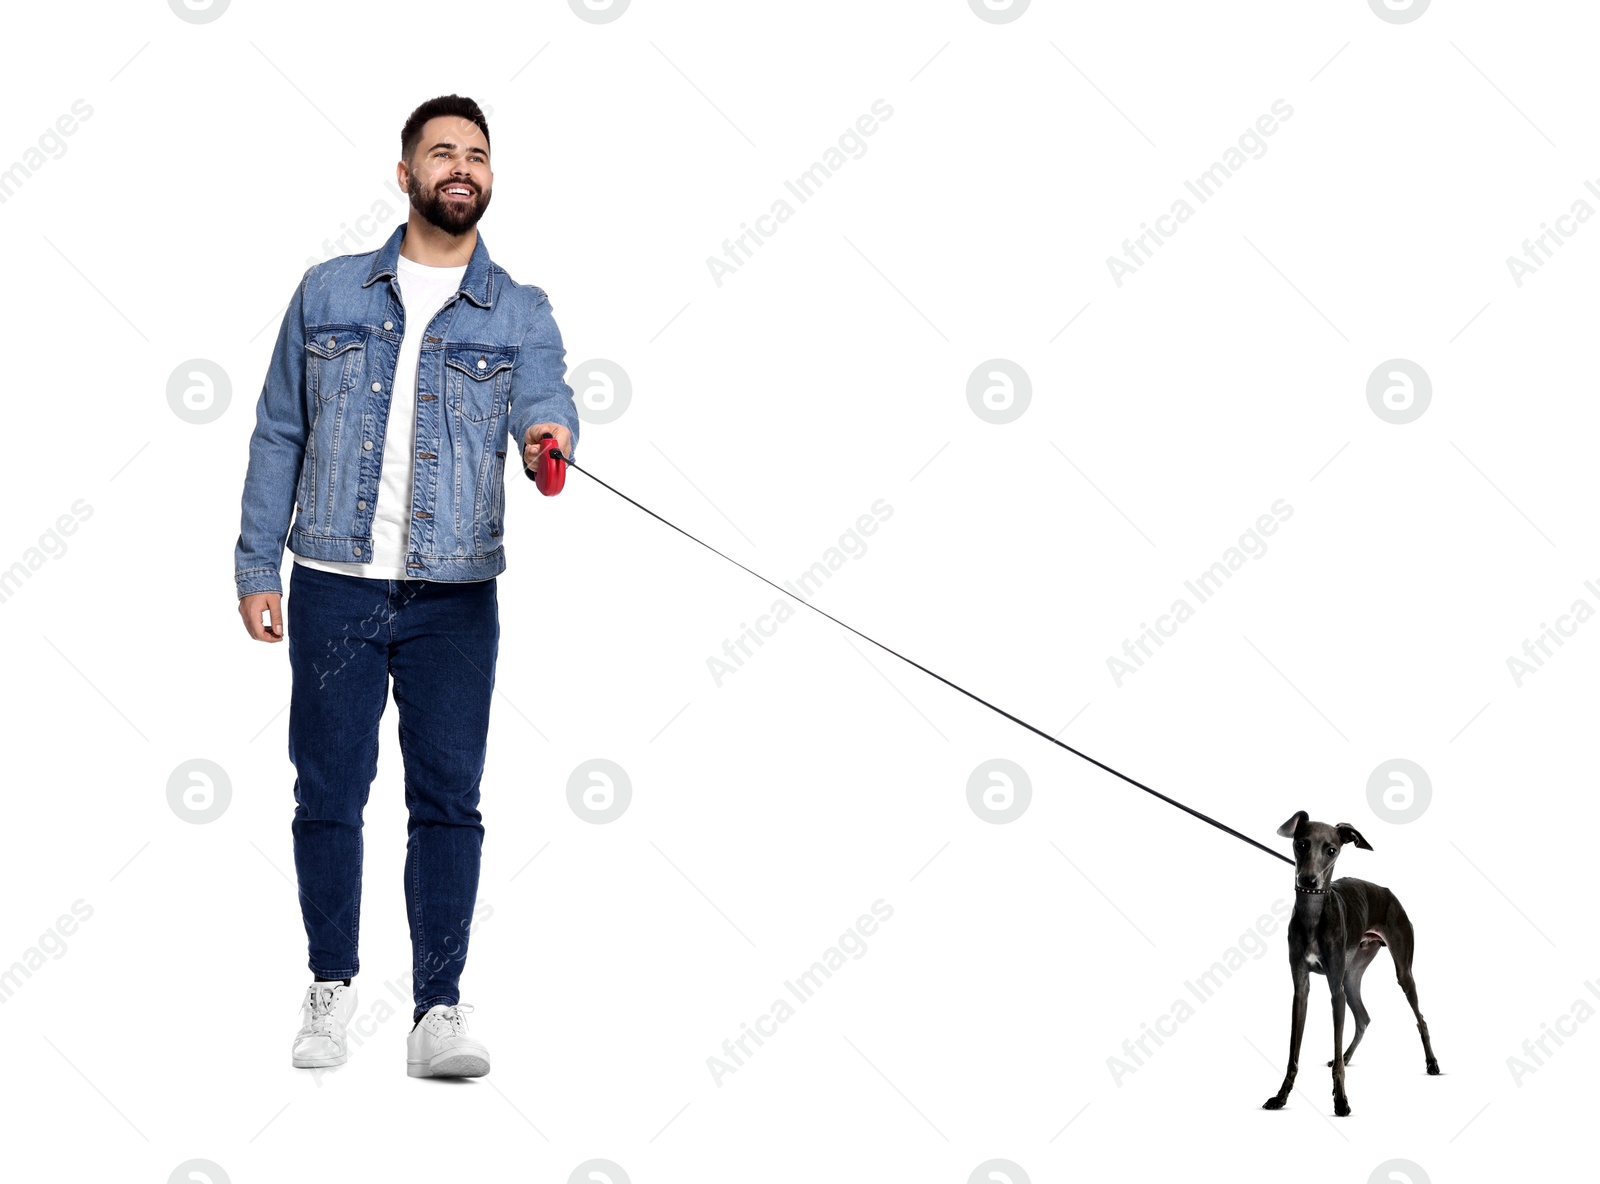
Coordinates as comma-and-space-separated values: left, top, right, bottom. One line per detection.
562, 456, 1294, 867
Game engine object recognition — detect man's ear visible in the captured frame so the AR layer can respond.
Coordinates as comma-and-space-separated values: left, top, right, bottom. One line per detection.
1277, 810, 1309, 838
1336, 823, 1373, 851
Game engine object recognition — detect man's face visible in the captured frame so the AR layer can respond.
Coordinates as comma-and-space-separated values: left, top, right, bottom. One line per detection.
405, 114, 492, 236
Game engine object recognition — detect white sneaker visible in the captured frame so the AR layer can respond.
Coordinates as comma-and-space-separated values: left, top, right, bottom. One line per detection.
406, 1003, 490, 1078
291, 980, 358, 1068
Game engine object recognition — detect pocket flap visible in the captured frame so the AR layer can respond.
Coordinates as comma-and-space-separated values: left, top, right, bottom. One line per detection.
306, 327, 369, 359
445, 344, 515, 380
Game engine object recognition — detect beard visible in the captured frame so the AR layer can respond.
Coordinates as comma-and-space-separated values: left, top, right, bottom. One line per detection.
409, 173, 491, 236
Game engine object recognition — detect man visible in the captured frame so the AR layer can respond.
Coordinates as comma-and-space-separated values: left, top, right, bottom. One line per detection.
233, 94, 579, 1078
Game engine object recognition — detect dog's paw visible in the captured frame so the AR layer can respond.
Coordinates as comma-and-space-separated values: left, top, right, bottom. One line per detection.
1325, 1057, 1351, 1068
1262, 1096, 1286, 1111
1333, 1097, 1351, 1117
1427, 1062, 1441, 1075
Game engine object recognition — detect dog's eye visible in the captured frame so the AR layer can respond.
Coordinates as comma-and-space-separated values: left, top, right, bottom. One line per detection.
1326, 846, 1337, 857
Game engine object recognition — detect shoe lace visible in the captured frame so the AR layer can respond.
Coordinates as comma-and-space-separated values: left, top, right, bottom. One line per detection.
305, 984, 341, 1036
430, 1002, 475, 1035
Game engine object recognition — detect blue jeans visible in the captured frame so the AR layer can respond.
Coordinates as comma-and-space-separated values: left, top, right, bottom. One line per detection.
285, 561, 498, 1022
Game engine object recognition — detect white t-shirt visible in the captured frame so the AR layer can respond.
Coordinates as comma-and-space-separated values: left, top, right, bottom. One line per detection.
295, 252, 468, 580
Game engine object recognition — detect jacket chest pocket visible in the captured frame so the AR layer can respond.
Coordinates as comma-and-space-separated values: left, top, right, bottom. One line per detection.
444, 345, 514, 423
306, 328, 369, 402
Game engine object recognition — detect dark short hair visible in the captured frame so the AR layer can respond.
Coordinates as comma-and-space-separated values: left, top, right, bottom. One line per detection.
401, 95, 490, 168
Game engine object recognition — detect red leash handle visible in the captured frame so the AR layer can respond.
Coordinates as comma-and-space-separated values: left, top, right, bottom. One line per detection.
525, 431, 566, 496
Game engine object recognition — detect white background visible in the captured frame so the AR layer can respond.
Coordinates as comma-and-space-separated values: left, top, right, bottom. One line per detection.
1, 1, 1593, 1181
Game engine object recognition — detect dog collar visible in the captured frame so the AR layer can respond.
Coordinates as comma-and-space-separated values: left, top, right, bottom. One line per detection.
1296, 886, 1329, 894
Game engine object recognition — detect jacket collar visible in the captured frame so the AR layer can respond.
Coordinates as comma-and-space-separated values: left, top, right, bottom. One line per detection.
363, 221, 496, 308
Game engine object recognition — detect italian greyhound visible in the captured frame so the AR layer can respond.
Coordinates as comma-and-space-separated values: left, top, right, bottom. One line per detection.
1261, 811, 1440, 1116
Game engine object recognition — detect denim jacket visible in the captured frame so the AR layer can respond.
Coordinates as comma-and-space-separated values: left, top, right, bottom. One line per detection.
234, 222, 580, 598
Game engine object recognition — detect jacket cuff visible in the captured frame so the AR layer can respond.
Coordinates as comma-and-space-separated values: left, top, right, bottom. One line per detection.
236, 568, 283, 599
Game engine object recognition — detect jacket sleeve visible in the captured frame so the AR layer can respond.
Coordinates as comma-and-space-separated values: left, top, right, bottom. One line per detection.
508, 290, 581, 473
234, 269, 313, 599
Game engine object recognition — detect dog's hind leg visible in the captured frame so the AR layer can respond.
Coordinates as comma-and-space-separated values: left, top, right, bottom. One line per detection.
1386, 909, 1441, 1075
1327, 940, 1380, 1067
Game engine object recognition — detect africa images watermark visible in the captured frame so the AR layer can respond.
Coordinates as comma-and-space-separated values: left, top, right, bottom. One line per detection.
0, 899, 94, 1004
1503, 577, 1600, 687
311, 578, 426, 690
706, 99, 894, 287
1106, 100, 1295, 287
304, 176, 407, 273
0, 499, 94, 607
1504, 176, 1600, 288
1505, 975, 1600, 1087
0, 98, 94, 205
310, 898, 493, 1087
1106, 498, 1293, 686
706, 899, 894, 1086
706, 498, 894, 687
1107, 899, 1291, 1085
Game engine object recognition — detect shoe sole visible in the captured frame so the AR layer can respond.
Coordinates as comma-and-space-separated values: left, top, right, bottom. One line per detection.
408, 1053, 490, 1078
292, 1052, 347, 1068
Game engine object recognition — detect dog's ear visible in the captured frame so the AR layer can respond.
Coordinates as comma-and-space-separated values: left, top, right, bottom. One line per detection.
1336, 822, 1373, 851
1276, 810, 1309, 838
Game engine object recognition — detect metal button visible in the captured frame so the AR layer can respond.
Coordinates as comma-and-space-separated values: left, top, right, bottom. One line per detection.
363, 440, 374, 450
383, 321, 394, 330
353, 546, 361, 555
357, 500, 367, 510
327, 337, 336, 348
371, 382, 382, 392
477, 357, 487, 369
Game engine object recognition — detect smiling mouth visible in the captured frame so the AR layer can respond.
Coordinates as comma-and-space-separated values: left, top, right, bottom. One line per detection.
442, 186, 475, 199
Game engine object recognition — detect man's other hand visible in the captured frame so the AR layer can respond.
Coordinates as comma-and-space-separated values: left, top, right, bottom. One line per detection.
240, 592, 284, 642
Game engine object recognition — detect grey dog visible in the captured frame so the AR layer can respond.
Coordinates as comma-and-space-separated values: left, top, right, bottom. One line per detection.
1261, 811, 1441, 1116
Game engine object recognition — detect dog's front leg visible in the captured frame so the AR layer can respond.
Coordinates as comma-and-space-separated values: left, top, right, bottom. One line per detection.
1329, 954, 1350, 1117
1263, 964, 1310, 1109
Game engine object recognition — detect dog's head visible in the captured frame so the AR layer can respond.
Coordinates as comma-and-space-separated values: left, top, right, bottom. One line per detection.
1276, 810, 1371, 891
